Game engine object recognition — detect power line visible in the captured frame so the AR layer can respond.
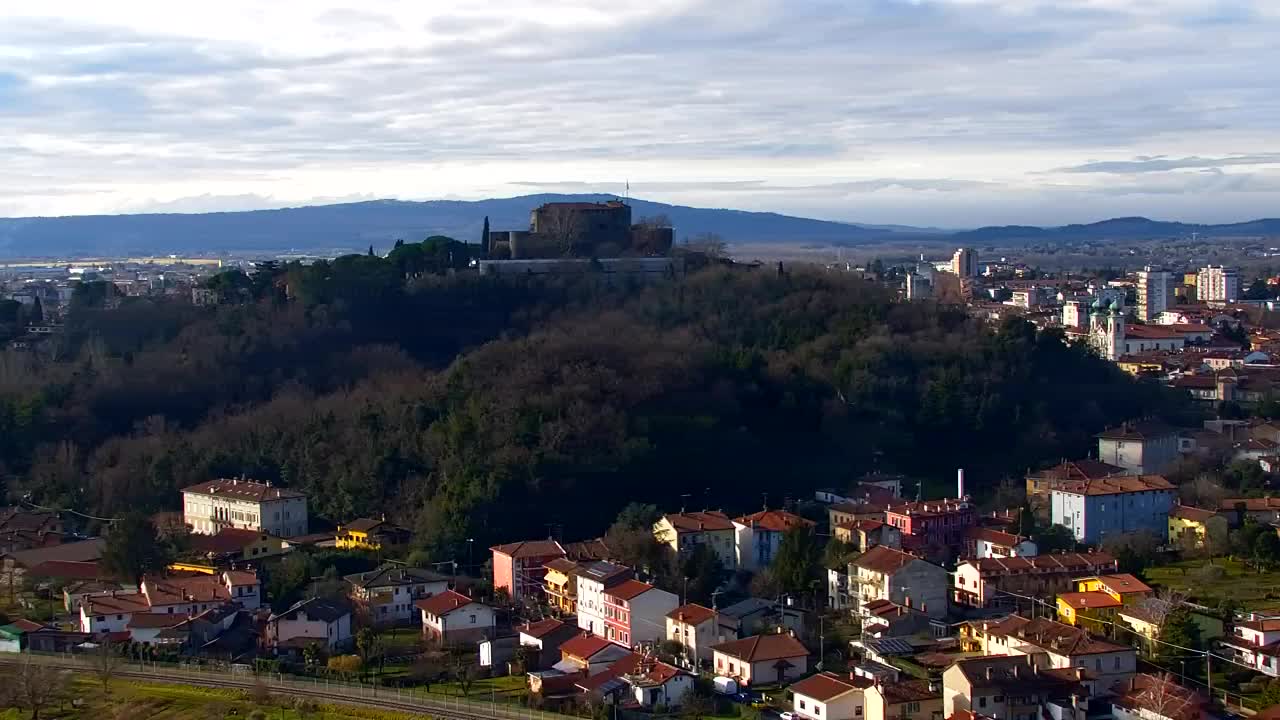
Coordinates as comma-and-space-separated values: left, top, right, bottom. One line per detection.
21, 499, 122, 523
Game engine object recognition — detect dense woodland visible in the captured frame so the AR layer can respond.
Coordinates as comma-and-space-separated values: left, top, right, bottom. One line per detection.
0, 243, 1193, 560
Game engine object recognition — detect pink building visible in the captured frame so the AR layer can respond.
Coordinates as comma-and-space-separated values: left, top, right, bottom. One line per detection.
885, 498, 975, 554
490, 539, 565, 603
602, 579, 678, 648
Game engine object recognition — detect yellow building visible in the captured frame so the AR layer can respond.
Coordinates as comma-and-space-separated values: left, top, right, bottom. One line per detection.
542, 558, 580, 615
1074, 573, 1152, 605
335, 518, 412, 551
1117, 358, 1166, 376
653, 511, 737, 569
187, 527, 291, 564
1168, 505, 1227, 549
1057, 591, 1121, 630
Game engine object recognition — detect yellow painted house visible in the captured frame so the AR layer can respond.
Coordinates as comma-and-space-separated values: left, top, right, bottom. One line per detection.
653, 511, 737, 569
1168, 505, 1227, 548
1057, 591, 1121, 630
542, 558, 580, 615
335, 518, 412, 551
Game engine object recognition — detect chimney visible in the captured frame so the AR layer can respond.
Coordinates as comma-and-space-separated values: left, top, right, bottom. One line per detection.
958, 469, 965, 499
1075, 668, 1085, 680
985, 667, 993, 681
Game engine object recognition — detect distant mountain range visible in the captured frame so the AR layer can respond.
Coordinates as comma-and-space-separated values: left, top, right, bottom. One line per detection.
0, 195, 1277, 258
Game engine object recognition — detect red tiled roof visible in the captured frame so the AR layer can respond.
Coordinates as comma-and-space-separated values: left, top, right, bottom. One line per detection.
964, 552, 1117, 576
1221, 497, 1280, 512
733, 510, 814, 533
85, 592, 152, 615
605, 579, 654, 602
1096, 421, 1177, 441
1171, 505, 1219, 522
490, 539, 566, 559
854, 546, 920, 574
188, 528, 270, 555
1237, 618, 1280, 632
1125, 325, 1183, 340
662, 511, 734, 532
789, 672, 871, 702
879, 679, 941, 705
127, 613, 186, 629
1059, 591, 1123, 610
563, 538, 611, 562
8, 619, 48, 633
1111, 674, 1205, 720
560, 633, 614, 660
667, 603, 717, 625
967, 527, 1027, 548
181, 479, 304, 501
1098, 573, 1152, 594
982, 614, 1131, 655
1029, 460, 1128, 482
518, 618, 567, 639
1052, 475, 1174, 496
414, 589, 476, 617
712, 633, 808, 662
838, 519, 889, 533
26, 560, 103, 581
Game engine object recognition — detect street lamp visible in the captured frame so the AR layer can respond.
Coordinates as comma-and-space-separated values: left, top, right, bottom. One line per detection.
467, 538, 474, 576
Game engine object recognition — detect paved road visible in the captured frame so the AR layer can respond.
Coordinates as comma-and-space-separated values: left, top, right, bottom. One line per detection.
1, 654, 564, 720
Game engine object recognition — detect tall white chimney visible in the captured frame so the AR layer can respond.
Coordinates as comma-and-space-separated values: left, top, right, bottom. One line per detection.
957, 468, 965, 499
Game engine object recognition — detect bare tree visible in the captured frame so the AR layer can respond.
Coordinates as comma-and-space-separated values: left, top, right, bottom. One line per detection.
683, 233, 728, 259
0, 656, 71, 720
94, 639, 123, 695
1133, 673, 1194, 720
637, 214, 673, 229
451, 652, 478, 696
535, 206, 584, 257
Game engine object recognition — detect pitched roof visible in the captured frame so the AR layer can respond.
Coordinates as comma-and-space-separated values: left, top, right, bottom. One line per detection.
490, 539, 566, 559
667, 603, 717, 626
1171, 505, 1219, 522
662, 511, 734, 533
127, 613, 187, 630
1220, 497, 1280, 512
577, 561, 633, 585
953, 655, 1080, 691
560, 632, 614, 660
605, 579, 654, 602
840, 519, 889, 533
1110, 674, 1205, 720
711, 633, 809, 662
967, 527, 1029, 548
84, 592, 152, 615
1051, 475, 1174, 496
1237, 618, 1280, 632
543, 558, 582, 576
563, 538, 611, 562
854, 546, 921, 574
180, 479, 305, 502
879, 679, 941, 705
789, 672, 871, 702
519, 618, 567, 639
1097, 573, 1152, 595
982, 614, 1132, 655
1059, 591, 1123, 610
415, 589, 477, 617
963, 552, 1118, 576
733, 510, 815, 533
342, 517, 394, 533
344, 564, 449, 589
26, 560, 103, 581
5, 538, 106, 568
188, 528, 273, 556
272, 597, 351, 624
1097, 421, 1178, 441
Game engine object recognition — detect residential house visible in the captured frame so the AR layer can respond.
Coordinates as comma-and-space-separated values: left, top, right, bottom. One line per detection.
345, 564, 450, 627
186, 527, 290, 564
942, 655, 1087, 720
966, 528, 1037, 559
653, 511, 737, 569
1026, 461, 1126, 523
1096, 422, 1180, 475
575, 561, 634, 637
417, 589, 495, 647
733, 509, 815, 571
0, 508, 66, 554
716, 597, 804, 642
543, 557, 581, 616
884, 499, 976, 558
621, 658, 695, 708
79, 570, 261, 634
491, 539, 566, 604
1219, 497, 1280, 526
2, 538, 105, 591
266, 597, 353, 652
517, 618, 581, 670
1074, 574, 1153, 604
829, 502, 890, 531
861, 600, 933, 640
1219, 616, 1280, 677
602, 579, 678, 647
1168, 506, 1228, 549
970, 615, 1137, 684
563, 538, 612, 562
864, 679, 943, 720
790, 672, 874, 720
1049, 475, 1175, 544
836, 520, 902, 552
334, 518, 411, 551
181, 478, 308, 537
852, 546, 948, 619
666, 602, 718, 666
953, 553, 1119, 608
711, 632, 810, 686
1110, 674, 1209, 720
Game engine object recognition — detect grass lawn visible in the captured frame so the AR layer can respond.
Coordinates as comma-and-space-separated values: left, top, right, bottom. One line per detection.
421, 674, 528, 698
1146, 557, 1280, 611
1, 677, 423, 720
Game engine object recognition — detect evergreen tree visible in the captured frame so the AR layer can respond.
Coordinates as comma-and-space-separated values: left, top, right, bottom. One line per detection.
100, 512, 172, 584
481, 216, 490, 255
1156, 606, 1202, 679
772, 524, 820, 598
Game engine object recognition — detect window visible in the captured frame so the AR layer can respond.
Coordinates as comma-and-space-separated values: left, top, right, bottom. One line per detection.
800, 701, 807, 710
979, 698, 987, 709
856, 707, 862, 716
1114, 656, 1121, 669
469, 614, 477, 624
116, 614, 123, 620
96, 616, 105, 622
816, 706, 822, 716
1095, 659, 1102, 671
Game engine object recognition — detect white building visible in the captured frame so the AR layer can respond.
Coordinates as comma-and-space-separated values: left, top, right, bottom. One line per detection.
1062, 300, 1087, 329
182, 478, 308, 537
853, 546, 948, 619
575, 561, 633, 637
80, 570, 260, 634
1087, 300, 1126, 361
666, 603, 718, 666
711, 633, 810, 687
1096, 421, 1180, 475
952, 248, 978, 278
1220, 616, 1280, 677
971, 614, 1137, 684
1198, 265, 1240, 302
790, 672, 873, 720
1136, 267, 1171, 322
417, 589, 496, 646
732, 509, 814, 571
344, 565, 450, 627
267, 597, 353, 652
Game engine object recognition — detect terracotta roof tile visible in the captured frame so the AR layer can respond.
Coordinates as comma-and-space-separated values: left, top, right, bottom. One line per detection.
854, 546, 921, 574
733, 510, 814, 533
667, 603, 716, 625
711, 633, 808, 662
490, 539, 566, 559
662, 511, 734, 532
181, 479, 305, 502
414, 589, 476, 617
789, 672, 871, 702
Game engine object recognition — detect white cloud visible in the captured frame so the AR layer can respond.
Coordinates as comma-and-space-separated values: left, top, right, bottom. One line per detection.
0, 0, 1278, 225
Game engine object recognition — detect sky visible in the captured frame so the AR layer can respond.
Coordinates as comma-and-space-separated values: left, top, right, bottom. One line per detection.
1, 0, 1278, 228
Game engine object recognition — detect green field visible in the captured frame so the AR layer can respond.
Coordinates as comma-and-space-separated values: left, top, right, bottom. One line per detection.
0, 677, 423, 720
1146, 558, 1280, 611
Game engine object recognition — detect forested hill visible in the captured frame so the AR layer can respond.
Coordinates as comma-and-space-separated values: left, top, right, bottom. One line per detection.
0, 256, 1189, 556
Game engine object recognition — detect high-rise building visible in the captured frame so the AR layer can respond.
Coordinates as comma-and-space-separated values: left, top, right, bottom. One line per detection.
951, 248, 978, 278
1136, 266, 1171, 322
1196, 265, 1240, 302
905, 272, 933, 300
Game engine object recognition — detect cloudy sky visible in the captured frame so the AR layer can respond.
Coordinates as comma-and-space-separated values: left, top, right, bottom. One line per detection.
1, 0, 1278, 227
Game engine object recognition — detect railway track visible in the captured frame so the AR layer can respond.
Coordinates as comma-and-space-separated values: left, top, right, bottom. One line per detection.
1, 655, 561, 720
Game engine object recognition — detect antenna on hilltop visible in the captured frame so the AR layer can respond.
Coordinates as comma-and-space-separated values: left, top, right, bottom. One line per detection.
625, 180, 630, 205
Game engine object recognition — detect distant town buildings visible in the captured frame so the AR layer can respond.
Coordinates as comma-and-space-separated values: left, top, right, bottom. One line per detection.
952, 248, 978, 278
1136, 266, 1172, 321
1197, 265, 1240, 302
905, 272, 933, 300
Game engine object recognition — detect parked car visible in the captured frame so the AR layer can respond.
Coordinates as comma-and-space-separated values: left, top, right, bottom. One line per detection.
779, 713, 796, 720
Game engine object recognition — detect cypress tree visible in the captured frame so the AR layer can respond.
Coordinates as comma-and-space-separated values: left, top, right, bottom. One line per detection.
481, 216, 491, 256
